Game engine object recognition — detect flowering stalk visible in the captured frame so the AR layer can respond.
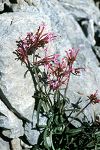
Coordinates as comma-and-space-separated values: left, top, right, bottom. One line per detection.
13, 23, 100, 150
67, 91, 100, 126
14, 22, 56, 65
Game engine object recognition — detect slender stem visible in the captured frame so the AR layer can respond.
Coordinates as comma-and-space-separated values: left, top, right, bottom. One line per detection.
26, 63, 37, 91
32, 53, 41, 90
57, 89, 60, 109
64, 73, 70, 98
67, 101, 91, 126
44, 86, 52, 107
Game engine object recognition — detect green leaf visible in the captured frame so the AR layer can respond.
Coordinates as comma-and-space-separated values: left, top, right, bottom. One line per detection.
50, 130, 55, 150
65, 108, 80, 112
37, 100, 42, 126
95, 131, 100, 136
66, 128, 82, 135
43, 128, 55, 150
86, 141, 95, 148
43, 128, 51, 150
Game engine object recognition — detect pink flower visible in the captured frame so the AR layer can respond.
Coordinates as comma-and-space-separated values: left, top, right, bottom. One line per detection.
47, 57, 70, 90
36, 50, 84, 90
14, 47, 29, 64
14, 23, 56, 64
16, 32, 36, 57
39, 32, 56, 43
52, 54, 60, 64
34, 54, 59, 66
32, 22, 56, 49
48, 60, 66, 77
65, 48, 79, 65
48, 79, 60, 90
65, 48, 85, 76
88, 90, 100, 104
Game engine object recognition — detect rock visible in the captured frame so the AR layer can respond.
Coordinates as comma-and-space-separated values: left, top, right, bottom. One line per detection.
0, 13, 35, 121
0, 0, 13, 14
24, 111, 47, 145
10, 138, 22, 150
0, 100, 24, 138
58, 0, 100, 24
32, 111, 47, 128
87, 19, 96, 45
92, 46, 100, 63
0, 137, 10, 150
2, 129, 23, 139
94, 0, 100, 9
58, 0, 100, 46
95, 26, 100, 46
0, 0, 38, 13
0, 3, 4, 12
21, 140, 32, 149
25, 122, 40, 145
93, 24, 100, 61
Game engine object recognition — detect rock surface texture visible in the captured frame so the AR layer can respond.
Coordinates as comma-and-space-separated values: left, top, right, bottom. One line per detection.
0, 0, 100, 149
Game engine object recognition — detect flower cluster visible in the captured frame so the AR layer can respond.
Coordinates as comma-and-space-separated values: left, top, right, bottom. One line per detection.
13, 23, 100, 150
35, 48, 84, 90
14, 22, 56, 64
47, 49, 84, 90
14, 23, 85, 90
88, 90, 100, 104
34, 54, 59, 67
65, 48, 79, 65
47, 57, 69, 90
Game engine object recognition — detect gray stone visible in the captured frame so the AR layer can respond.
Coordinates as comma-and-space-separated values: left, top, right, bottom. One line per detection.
0, 0, 40, 13
21, 140, 32, 149
58, 0, 100, 46
58, 0, 100, 24
25, 111, 47, 145
32, 111, 47, 128
0, 3, 4, 11
0, 137, 10, 150
0, 13, 35, 121
10, 138, 22, 150
93, 46, 100, 61
25, 122, 40, 145
0, 100, 24, 138
0, 0, 11, 12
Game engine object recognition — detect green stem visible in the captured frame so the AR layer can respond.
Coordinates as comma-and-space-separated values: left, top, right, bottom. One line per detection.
28, 66, 37, 89
67, 101, 91, 126
64, 73, 71, 98
57, 90, 60, 106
